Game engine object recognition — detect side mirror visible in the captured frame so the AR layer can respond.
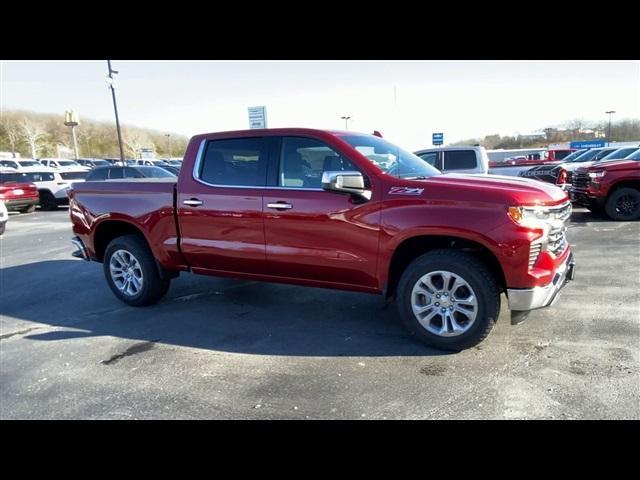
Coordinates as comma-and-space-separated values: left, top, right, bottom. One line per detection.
321, 170, 371, 201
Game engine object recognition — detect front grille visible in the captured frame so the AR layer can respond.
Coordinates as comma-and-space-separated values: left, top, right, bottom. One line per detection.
529, 242, 542, 269
548, 226, 568, 256
572, 172, 589, 191
565, 170, 573, 184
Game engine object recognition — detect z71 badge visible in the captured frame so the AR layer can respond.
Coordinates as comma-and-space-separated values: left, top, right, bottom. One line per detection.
389, 187, 424, 195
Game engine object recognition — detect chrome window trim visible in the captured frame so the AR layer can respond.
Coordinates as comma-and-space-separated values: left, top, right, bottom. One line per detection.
191, 138, 324, 192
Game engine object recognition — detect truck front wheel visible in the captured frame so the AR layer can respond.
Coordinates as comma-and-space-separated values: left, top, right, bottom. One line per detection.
605, 188, 640, 221
103, 234, 170, 306
396, 249, 501, 351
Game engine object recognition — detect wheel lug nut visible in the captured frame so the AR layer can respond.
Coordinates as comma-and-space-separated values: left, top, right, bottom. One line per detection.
441, 308, 446, 313
436, 294, 440, 298
449, 306, 454, 310
435, 302, 439, 306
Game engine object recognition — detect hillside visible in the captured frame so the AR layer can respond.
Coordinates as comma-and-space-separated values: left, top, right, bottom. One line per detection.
0, 109, 189, 159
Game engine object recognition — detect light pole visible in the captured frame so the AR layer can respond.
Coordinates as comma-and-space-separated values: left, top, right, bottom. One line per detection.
106, 60, 126, 165
165, 133, 172, 158
605, 110, 616, 145
341, 116, 351, 130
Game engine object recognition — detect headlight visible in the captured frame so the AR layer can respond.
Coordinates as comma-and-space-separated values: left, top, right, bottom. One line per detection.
588, 171, 606, 179
508, 205, 554, 230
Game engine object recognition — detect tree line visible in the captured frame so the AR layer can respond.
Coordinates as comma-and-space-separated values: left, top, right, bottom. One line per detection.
450, 118, 640, 149
0, 109, 190, 159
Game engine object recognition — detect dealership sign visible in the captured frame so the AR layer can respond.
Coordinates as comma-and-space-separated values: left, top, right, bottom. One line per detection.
248, 106, 268, 129
570, 140, 605, 149
432, 132, 444, 145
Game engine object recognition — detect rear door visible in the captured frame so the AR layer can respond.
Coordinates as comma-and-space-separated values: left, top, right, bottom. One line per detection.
177, 136, 271, 275
262, 136, 380, 289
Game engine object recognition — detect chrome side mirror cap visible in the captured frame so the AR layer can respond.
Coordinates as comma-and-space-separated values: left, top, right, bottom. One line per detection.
321, 170, 371, 201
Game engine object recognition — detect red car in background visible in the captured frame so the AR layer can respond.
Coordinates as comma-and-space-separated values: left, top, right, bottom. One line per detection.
0, 169, 40, 213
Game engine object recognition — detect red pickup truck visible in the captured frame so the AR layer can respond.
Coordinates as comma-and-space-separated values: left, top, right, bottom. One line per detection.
69, 128, 575, 351
570, 152, 640, 220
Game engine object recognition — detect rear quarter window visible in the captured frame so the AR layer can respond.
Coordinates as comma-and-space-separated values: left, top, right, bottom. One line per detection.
443, 150, 477, 170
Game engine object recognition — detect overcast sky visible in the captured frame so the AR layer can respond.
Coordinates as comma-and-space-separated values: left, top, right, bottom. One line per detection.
1, 60, 638, 151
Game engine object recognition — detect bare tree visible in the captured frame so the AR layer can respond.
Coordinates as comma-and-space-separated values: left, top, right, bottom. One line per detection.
19, 117, 47, 158
123, 129, 154, 159
0, 116, 21, 157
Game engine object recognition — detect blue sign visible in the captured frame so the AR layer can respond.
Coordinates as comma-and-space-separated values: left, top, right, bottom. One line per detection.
432, 132, 444, 145
570, 140, 604, 149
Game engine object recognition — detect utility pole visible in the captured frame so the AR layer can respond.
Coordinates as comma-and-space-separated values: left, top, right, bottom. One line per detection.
106, 60, 126, 165
605, 110, 616, 145
64, 110, 80, 159
165, 133, 172, 158
341, 115, 351, 130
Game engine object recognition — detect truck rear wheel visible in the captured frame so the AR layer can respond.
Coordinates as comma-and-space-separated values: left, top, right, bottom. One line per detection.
396, 249, 501, 351
103, 234, 170, 306
605, 188, 640, 221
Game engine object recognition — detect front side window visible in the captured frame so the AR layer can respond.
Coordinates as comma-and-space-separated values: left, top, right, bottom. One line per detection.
87, 168, 108, 181
199, 137, 268, 187
340, 135, 441, 179
593, 149, 618, 161
125, 167, 145, 178
60, 171, 89, 180
601, 148, 638, 161
279, 137, 358, 189
443, 150, 477, 170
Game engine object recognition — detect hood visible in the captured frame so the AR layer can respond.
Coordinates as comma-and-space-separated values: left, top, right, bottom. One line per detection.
424, 173, 568, 205
587, 160, 640, 172
562, 161, 595, 172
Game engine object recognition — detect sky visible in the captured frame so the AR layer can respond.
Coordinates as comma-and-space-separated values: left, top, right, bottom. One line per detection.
1, 60, 638, 151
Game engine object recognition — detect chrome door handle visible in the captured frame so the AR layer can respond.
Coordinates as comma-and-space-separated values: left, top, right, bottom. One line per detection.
267, 202, 293, 210
183, 198, 203, 207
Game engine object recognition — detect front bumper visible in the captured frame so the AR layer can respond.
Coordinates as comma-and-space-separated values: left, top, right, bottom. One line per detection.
507, 251, 575, 312
71, 236, 90, 261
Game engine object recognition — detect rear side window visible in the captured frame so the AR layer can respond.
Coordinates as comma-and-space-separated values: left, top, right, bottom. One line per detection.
109, 168, 124, 179
87, 168, 108, 181
198, 137, 268, 187
443, 150, 477, 170
125, 167, 145, 178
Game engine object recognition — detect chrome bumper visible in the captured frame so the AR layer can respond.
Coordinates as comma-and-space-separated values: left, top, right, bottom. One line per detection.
71, 236, 90, 261
507, 252, 575, 312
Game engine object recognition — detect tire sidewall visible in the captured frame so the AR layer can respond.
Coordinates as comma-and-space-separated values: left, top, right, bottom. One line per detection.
397, 252, 500, 351
605, 188, 640, 221
103, 237, 159, 306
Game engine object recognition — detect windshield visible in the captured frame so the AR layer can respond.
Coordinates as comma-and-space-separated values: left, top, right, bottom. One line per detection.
0, 160, 19, 169
93, 160, 110, 166
559, 149, 586, 162
601, 148, 639, 161
566, 149, 602, 163
624, 149, 640, 161
57, 160, 81, 167
141, 167, 175, 178
340, 135, 441, 179
18, 161, 41, 167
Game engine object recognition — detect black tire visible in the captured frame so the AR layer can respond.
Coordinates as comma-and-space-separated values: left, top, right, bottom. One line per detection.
396, 249, 501, 351
605, 188, 640, 221
0, 223, 5, 235
103, 234, 170, 306
39, 191, 58, 211
585, 201, 603, 214
18, 204, 36, 214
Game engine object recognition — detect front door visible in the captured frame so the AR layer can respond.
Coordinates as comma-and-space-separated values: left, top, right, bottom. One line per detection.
177, 136, 270, 275
262, 136, 380, 289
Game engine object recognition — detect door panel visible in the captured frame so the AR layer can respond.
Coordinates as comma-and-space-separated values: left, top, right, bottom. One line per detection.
263, 190, 380, 288
177, 137, 269, 275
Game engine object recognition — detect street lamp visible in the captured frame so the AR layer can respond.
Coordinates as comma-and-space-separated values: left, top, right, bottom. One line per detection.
341, 116, 351, 130
106, 60, 126, 165
605, 110, 616, 145
165, 133, 172, 158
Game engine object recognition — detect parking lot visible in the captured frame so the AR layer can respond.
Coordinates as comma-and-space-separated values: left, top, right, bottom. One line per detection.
0, 207, 638, 419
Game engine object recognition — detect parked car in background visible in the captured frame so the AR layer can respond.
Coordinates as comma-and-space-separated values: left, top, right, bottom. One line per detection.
5, 167, 89, 210
39, 158, 90, 171
0, 168, 40, 213
519, 149, 588, 185
0, 200, 7, 235
414, 146, 490, 174
85, 165, 177, 181
0, 159, 21, 169
76, 158, 112, 168
570, 149, 640, 220
135, 159, 171, 167
17, 160, 43, 168
165, 159, 183, 166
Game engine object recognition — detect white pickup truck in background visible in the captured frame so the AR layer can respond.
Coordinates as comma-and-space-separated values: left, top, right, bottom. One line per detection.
414, 146, 490, 174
